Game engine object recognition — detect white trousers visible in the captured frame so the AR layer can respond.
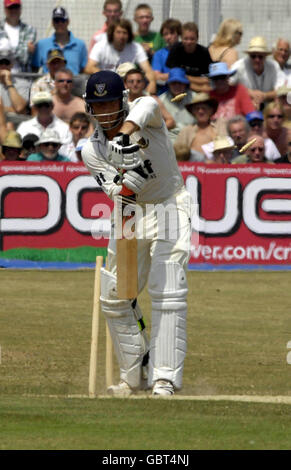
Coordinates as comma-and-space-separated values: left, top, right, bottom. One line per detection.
102, 187, 192, 389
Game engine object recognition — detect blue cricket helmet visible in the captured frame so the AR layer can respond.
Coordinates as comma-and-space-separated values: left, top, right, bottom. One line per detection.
84, 70, 125, 103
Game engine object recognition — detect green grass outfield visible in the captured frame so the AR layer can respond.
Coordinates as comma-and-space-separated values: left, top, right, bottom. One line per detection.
1, 269, 291, 450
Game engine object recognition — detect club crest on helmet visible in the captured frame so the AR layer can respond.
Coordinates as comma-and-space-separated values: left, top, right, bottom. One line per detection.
94, 83, 107, 97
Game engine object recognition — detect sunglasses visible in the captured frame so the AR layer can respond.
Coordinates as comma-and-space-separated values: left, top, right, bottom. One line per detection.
56, 79, 73, 83
7, 4, 20, 9
42, 142, 59, 148
250, 54, 264, 59
249, 120, 263, 127
53, 18, 67, 23
267, 114, 283, 119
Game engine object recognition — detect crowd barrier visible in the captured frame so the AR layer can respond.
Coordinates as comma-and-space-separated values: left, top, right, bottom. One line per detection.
1, 161, 291, 268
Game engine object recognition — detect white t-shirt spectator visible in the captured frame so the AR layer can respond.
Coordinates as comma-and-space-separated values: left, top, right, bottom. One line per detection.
17, 115, 72, 146
89, 38, 148, 70
230, 57, 286, 92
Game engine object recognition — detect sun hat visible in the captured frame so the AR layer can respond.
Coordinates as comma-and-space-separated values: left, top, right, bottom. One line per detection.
244, 36, 271, 55
166, 68, 190, 85
207, 62, 236, 78
31, 91, 53, 106
116, 62, 137, 78
36, 129, 62, 146
2, 131, 22, 148
213, 136, 235, 152
185, 92, 218, 114
276, 85, 291, 97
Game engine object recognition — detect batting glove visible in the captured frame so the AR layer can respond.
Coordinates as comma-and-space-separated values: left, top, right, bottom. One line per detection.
108, 134, 142, 170
122, 169, 148, 194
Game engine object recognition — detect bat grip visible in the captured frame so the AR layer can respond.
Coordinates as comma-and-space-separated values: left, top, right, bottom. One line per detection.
120, 185, 134, 196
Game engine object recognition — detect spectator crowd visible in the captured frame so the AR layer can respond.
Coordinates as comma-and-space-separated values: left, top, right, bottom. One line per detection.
1, 0, 291, 164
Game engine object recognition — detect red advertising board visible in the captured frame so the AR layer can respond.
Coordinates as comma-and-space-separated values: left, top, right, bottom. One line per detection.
1, 161, 291, 265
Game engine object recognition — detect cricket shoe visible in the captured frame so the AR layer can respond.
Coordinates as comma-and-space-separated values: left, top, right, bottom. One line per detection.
152, 380, 174, 397
107, 381, 133, 397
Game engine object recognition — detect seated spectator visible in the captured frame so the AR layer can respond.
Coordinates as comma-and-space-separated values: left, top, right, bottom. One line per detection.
221, 115, 249, 160
206, 136, 235, 164
123, 68, 175, 130
151, 18, 182, 95
85, 18, 156, 94
133, 3, 165, 62
232, 135, 271, 163
275, 86, 291, 126
30, 48, 67, 106
32, 7, 88, 75
27, 129, 70, 162
272, 38, 291, 78
52, 68, 86, 123
0, 44, 29, 114
174, 92, 218, 161
89, 0, 123, 53
0, 0, 36, 73
264, 100, 291, 156
208, 18, 243, 68
17, 91, 72, 145
166, 22, 212, 93
59, 112, 91, 162
230, 36, 286, 109
159, 67, 196, 142
0, 129, 22, 160
20, 133, 38, 160
208, 62, 255, 130
246, 110, 281, 160
275, 141, 291, 163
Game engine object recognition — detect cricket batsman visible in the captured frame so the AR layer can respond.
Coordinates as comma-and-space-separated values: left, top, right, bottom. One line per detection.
82, 70, 192, 396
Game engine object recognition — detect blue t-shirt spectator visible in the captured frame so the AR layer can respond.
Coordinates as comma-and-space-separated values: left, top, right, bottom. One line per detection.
32, 7, 87, 75
152, 47, 171, 95
32, 32, 87, 75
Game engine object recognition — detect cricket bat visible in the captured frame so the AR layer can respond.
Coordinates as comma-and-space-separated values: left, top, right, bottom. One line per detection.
116, 136, 138, 300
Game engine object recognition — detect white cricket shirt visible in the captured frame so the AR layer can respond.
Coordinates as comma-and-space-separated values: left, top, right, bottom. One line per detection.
82, 96, 184, 203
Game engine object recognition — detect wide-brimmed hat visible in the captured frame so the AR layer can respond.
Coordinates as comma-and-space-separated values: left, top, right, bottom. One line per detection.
244, 36, 271, 55
213, 136, 234, 152
2, 131, 22, 148
31, 91, 53, 106
185, 92, 218, 114
276, 85, 291, 98
116, 62, 136, 78
166, 67, 190, 85
36, 129, 62, 146
207, 62, 236, 78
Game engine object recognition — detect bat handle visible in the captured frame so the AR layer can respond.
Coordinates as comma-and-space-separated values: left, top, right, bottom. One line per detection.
120, 185, 134, 196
